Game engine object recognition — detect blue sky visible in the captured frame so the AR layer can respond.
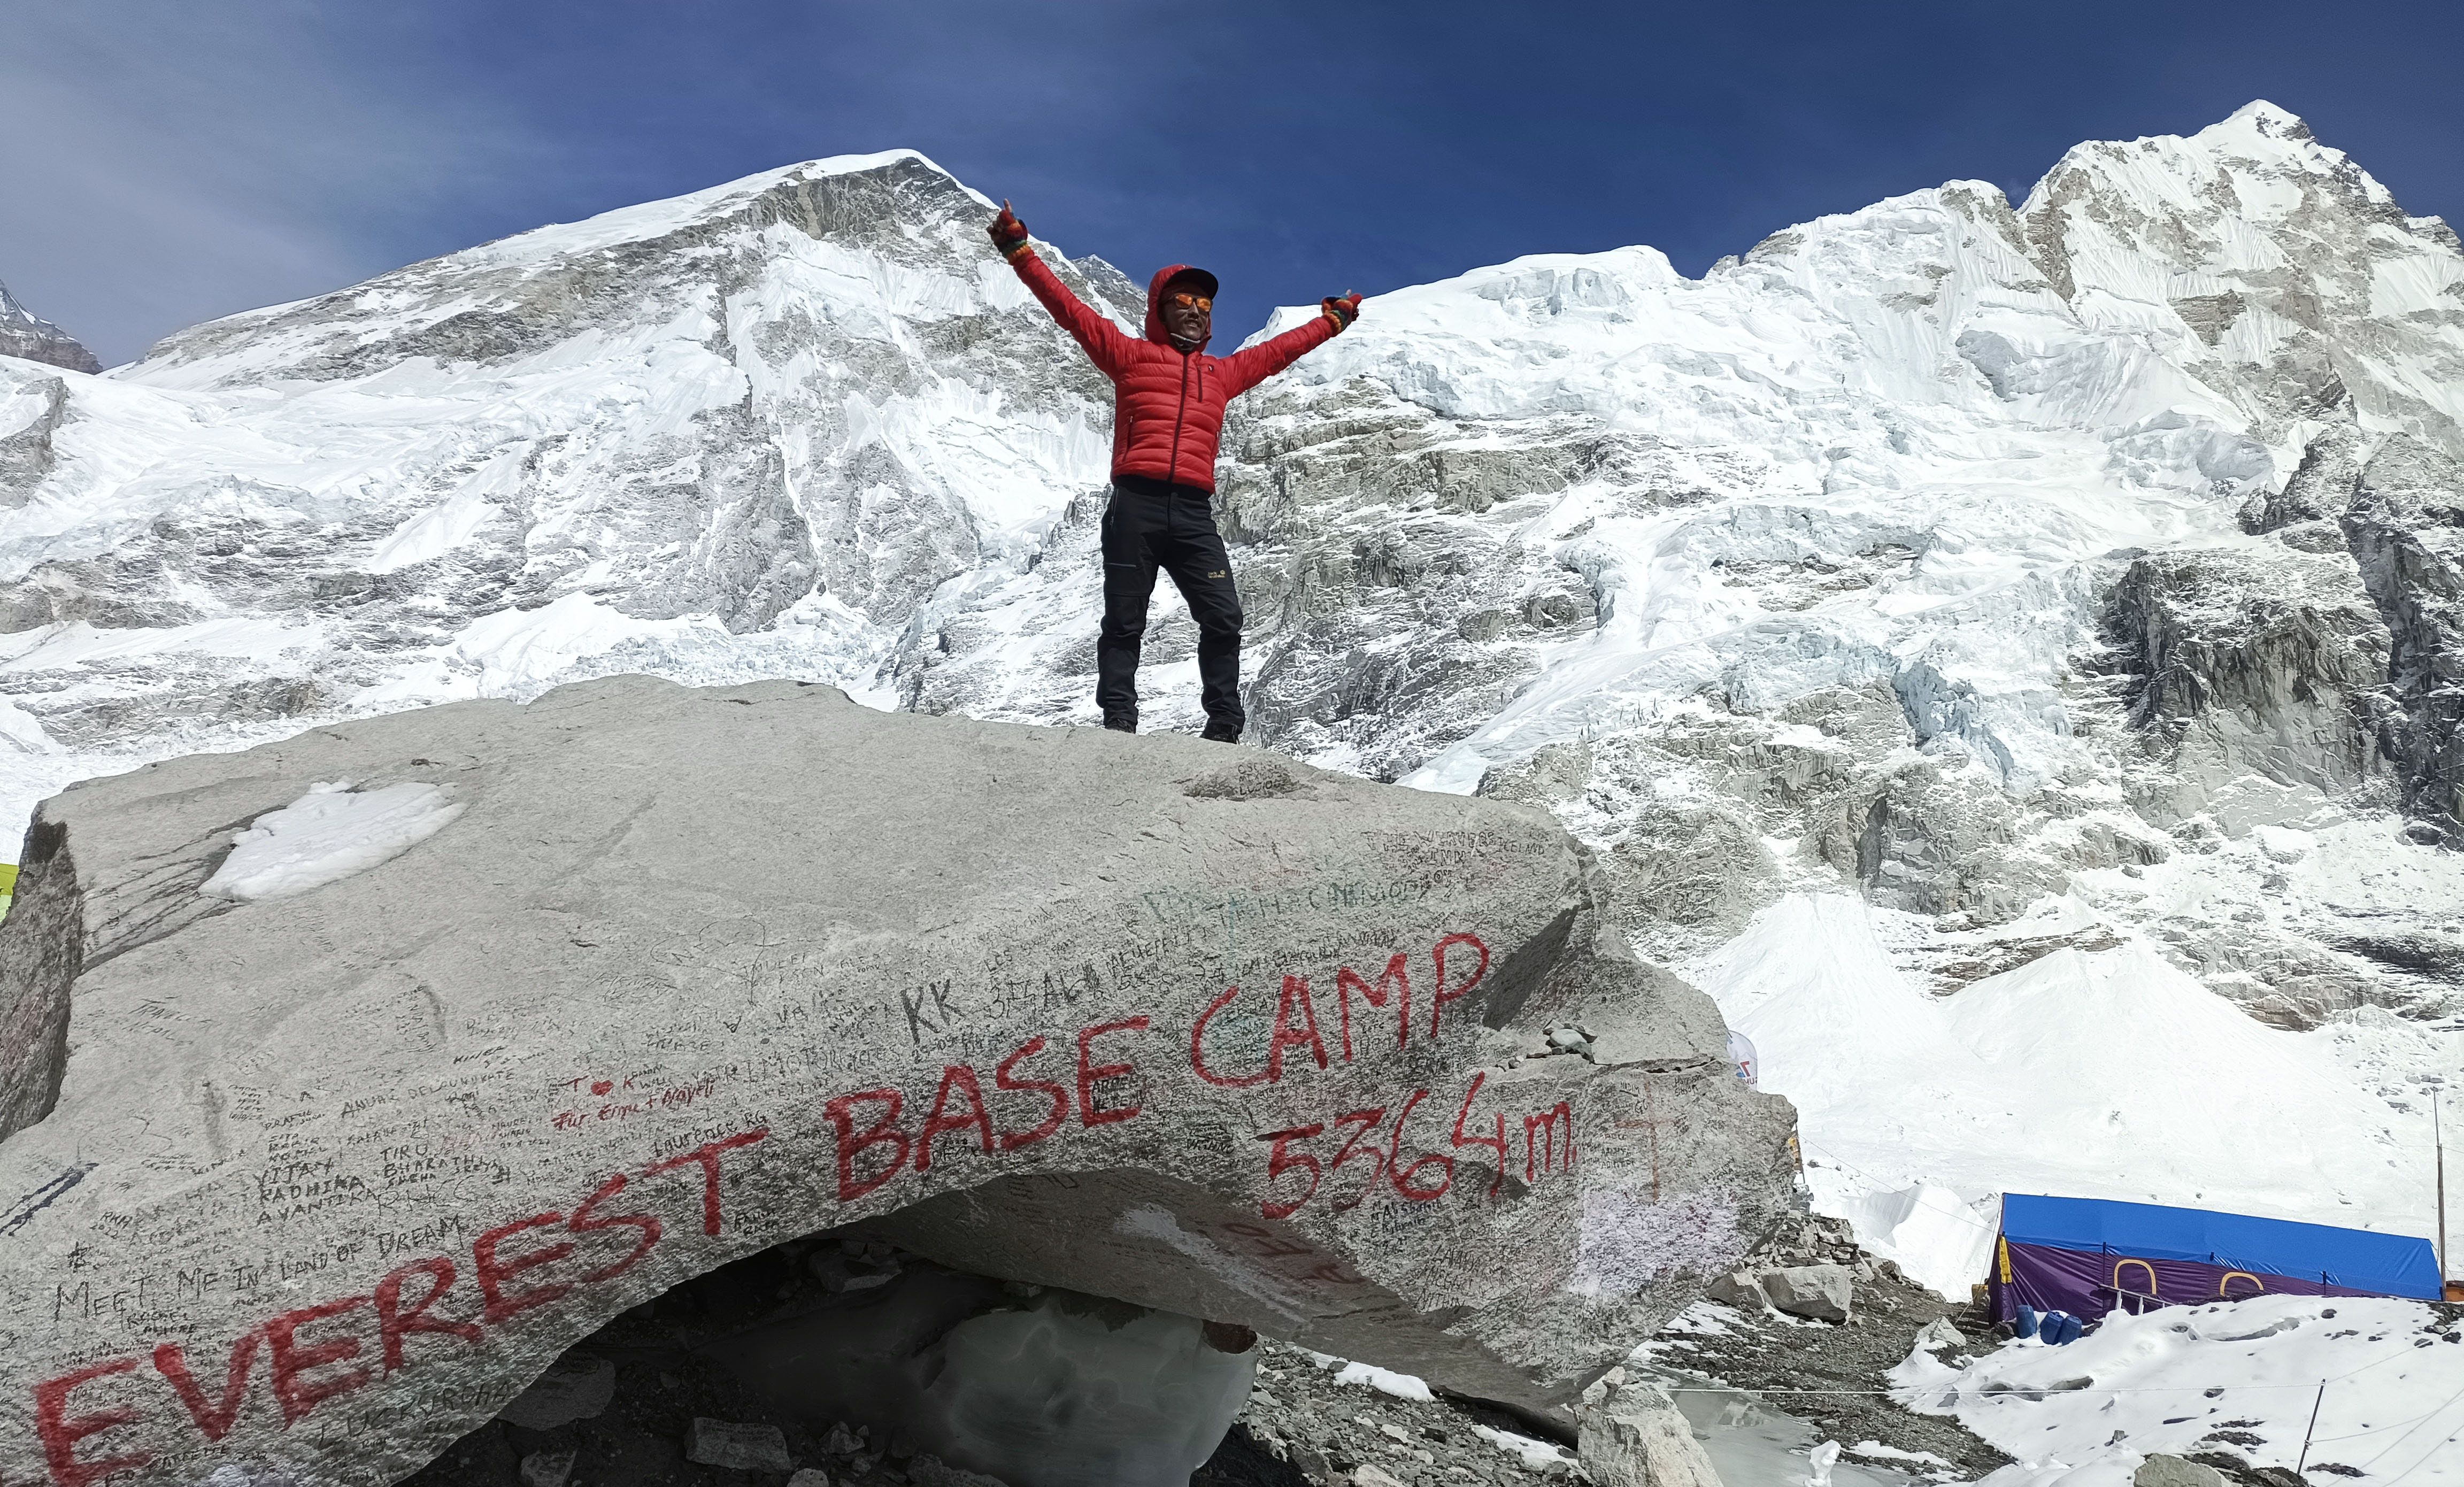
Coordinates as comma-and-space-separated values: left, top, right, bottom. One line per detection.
4, 0, 2459, 365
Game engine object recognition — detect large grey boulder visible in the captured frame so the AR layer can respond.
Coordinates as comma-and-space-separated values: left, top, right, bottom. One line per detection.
0, 676, 1796, 1487
1703, 1268, 1773, 1311
2134, 1455, 2228, 1487
1577, 1370, 1724, 1487
1759, 1263, 1853, 1322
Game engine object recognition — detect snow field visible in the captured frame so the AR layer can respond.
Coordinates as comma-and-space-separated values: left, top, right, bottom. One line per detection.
1682, 893, 2447, 1299
1893, 1296, 2464, 1486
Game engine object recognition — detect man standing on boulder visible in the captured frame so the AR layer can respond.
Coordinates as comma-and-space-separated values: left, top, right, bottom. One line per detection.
990, 199, 1360, 743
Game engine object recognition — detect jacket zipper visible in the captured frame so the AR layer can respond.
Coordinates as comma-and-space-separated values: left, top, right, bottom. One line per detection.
1165, 349, 1194, 490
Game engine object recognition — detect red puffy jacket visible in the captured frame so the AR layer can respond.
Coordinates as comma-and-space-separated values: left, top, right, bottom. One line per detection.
1008, 250, 1339, 491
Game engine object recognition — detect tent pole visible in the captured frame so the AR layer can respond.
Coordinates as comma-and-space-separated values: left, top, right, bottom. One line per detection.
2296, 1381, 2324, 1477
2439, 1094, 2450, 1299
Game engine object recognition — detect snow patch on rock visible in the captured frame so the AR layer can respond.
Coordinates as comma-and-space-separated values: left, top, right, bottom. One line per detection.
199, 779, 463, 900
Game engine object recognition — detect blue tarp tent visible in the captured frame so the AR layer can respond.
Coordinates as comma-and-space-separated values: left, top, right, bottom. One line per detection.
1993, 1194, 2441, 1320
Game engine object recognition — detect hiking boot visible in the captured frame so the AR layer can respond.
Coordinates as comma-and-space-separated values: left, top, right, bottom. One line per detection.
1103, 711, 1137, 734
1201, 719, 1243, 744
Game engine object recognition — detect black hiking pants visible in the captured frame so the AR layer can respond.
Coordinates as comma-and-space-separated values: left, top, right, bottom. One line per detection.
1098, 475, 1244, 730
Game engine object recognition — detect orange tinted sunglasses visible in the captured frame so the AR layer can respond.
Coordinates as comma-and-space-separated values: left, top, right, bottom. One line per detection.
1166, 291, 1214, 311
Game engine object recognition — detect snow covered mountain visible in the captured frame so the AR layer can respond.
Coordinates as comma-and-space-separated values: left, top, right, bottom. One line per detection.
3, 105, 2460, 1290
0, 149, 1139, 807
0, 281, 101, 374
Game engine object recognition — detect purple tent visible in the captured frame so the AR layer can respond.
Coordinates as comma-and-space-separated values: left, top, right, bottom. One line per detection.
1990, 1193, 2441, 1324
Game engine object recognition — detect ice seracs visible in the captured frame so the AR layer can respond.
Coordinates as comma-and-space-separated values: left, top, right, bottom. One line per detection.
1682, 893, 2435, 1296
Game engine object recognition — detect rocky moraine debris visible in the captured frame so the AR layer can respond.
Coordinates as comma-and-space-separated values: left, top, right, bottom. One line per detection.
1640, 1216, 2012, 1481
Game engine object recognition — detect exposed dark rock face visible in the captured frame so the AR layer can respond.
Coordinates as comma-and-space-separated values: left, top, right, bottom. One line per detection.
0, 365, 69, 499
0, 280, 102, 374
2343, 436, 2464, 832
2104, 544, 2391, 803
892, 392, 1704, 783
2150, 420, 2464, 837
2060, 413, 2464, 1023
2241, 420, 2366, 540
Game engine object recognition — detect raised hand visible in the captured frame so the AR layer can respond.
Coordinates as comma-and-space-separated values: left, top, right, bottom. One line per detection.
1321, 291, 1364, 331
989, 199, 1031, 257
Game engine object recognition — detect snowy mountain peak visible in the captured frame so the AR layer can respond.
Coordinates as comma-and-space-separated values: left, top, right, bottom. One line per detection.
2024, 99, 2341, 213
125, 148, 1023, 391
452, 148, 994, 273
0, 279, 103, 375
0, 145, 1157, 781
2013, 101, 2463, 456
2019, 97, 2418, 255
2219, 97, 2313, 140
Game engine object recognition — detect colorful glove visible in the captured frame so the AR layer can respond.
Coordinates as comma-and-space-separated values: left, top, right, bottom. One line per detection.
988, 200, 1031, 260
1321, 292, 1364, 332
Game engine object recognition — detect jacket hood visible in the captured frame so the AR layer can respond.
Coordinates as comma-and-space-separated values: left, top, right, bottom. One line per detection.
1144, 264, 1218, 349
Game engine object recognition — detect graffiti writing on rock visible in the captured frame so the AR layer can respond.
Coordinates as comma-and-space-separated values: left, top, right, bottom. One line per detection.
823, 1018, 1152, 1201
22, 926, 1595, 1487
548, 1073, 722, 1131
1187, 932, 1490, 1085
814, 931, 1579, 1223
27, 1131, 767, 1487
1254, 1074, 1578, 1220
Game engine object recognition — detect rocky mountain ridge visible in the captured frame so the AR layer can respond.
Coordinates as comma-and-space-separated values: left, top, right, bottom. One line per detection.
0, 280, 101, 374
